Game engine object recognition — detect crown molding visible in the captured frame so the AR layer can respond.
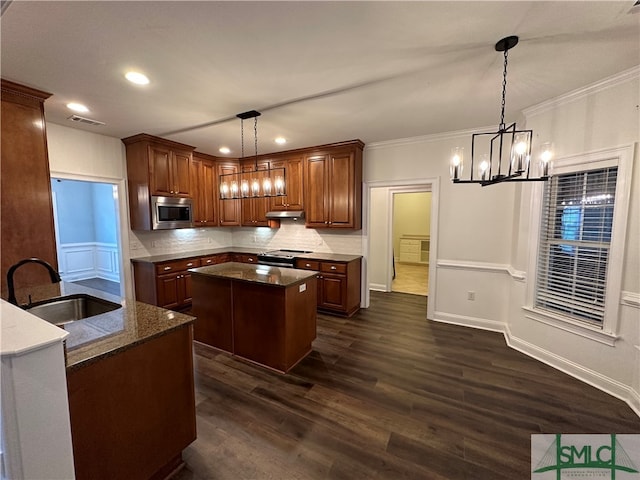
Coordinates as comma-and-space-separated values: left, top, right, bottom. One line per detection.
365, 125, 495, 151
523, 66, 640, 118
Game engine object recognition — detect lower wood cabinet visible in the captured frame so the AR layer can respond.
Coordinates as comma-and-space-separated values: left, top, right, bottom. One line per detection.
66, 324, 196, 480
296, 257, 361, 316
133, 258, 201, 310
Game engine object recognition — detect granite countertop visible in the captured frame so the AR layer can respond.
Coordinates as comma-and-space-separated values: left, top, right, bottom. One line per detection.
295, 252, 362, 262
131, 247, 362, 264
190, 262, 318, 287
130, 247, 262, 264
11, 282, 195, 372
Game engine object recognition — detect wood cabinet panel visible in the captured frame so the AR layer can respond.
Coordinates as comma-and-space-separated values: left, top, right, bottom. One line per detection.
149, 145, 172, 196
303, 142, 363, 229
192, 154, 217, 226
305, 155, 328, 226
318, 273, 346, 310
192, 276, 233, 351
173, 150, 192, 196
1, 80, 58, 295
328, 151, 355, 227
217, 162, 241, 226
66, 324, 196, 480
270, 156, 304, 211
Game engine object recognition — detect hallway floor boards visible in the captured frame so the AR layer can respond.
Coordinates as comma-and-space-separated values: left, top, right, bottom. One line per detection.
176, 291, 639, 480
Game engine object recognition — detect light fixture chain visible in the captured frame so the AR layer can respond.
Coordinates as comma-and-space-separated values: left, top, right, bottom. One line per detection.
500, 48, 508, 130
254, 116, 258, 169
240, 118, 245, 158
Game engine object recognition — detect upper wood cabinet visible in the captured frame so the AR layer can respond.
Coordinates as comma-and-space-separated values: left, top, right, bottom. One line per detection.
217, 160, 241, 226
123, 134, 195, 230
149, 144, 192, 197
191, 152, 217, 227
1, 80, 58, 295
304, 141, 363, 229
239, 159, 280, 227
269, 155, 304, 212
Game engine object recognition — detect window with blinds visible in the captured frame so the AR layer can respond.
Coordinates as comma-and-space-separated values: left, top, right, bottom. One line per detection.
534, 167, 618, 325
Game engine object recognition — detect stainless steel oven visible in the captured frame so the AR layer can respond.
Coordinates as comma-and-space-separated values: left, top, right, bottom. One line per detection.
257, 249, 312, 268
151, 196, 193, 230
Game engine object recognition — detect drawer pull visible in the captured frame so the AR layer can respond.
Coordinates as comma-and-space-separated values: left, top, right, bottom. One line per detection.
186, 262, 193, 267
305, 263, 311, 268
248, 258, 254, 262
163, 266, 171, 271
206, 259, 212, 264
330, 265, 337, 270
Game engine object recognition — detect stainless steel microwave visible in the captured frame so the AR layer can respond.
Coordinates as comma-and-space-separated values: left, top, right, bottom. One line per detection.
151, 196, 193, 230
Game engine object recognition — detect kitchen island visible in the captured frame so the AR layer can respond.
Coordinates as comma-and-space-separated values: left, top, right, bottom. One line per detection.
7, 281, 196, 480
190, 262, 318, 373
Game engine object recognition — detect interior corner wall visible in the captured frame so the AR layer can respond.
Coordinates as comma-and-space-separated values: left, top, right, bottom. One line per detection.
364, 134, 516, 327
507, 73, 640, 410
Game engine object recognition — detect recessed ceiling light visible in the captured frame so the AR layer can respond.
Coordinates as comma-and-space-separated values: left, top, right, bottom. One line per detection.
219, 147, 231, 154
275, 137, 287, 145
66, 102, 89, 113
125, 71, 150, 85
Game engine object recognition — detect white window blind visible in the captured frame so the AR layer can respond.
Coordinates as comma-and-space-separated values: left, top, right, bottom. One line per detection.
535, 167, 618, 325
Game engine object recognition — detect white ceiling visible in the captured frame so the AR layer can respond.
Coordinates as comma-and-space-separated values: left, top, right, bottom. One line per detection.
1, 1, 638, 157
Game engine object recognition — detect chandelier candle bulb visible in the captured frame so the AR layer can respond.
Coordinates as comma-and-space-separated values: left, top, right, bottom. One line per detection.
478, 155, 490, 181
450, 147, 464, 180
539, 142, 554, 177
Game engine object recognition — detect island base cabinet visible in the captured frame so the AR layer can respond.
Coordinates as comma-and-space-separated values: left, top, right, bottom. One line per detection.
233, 279, 317, 372
191, 270, 317, 373
66, 325, 196, 480
192, 276, 233, 352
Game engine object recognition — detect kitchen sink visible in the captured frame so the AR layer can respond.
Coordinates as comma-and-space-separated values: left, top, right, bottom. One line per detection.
25, 294, 122, 325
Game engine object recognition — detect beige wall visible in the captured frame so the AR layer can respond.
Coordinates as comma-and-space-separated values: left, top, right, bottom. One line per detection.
392, 192, 431, 258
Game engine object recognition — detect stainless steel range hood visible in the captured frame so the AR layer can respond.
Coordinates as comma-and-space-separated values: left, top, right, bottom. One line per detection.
265, 210, 305, 219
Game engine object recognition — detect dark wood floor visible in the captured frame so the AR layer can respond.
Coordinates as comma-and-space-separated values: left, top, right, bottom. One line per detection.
71, 277, 121, 296
175, 291, 639, 480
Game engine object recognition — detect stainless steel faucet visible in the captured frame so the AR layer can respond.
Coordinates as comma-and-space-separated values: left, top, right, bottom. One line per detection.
6, 257, 61, 306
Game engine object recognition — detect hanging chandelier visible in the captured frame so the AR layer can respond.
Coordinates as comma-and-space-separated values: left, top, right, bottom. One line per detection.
219, 110, 286, 200
450, 36, 553, 186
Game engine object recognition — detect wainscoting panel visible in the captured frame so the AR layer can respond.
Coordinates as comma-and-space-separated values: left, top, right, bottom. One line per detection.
59, 242, 119, 282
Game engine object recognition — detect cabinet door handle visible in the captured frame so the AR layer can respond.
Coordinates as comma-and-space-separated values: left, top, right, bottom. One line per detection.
164, 266, 171, 271
330, 265, 337, 270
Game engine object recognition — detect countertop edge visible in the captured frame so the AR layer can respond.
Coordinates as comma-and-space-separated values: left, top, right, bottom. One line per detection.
65, 319, 194, 372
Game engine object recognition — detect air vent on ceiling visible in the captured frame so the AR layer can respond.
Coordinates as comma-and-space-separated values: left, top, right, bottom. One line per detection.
67, 114, 105, 126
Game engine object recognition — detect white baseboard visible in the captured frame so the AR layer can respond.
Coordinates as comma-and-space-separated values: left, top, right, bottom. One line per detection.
505, 326, 640, 418
369, 283, 388, 292
432, 311, 505, 333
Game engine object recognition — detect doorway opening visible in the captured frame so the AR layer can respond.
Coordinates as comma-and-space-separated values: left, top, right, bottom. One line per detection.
391, 191, 431, 296
365, 177, 439, 320
51, 177, 122, 296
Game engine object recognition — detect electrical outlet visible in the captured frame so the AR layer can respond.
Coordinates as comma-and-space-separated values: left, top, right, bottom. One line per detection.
467, 291, 475, 301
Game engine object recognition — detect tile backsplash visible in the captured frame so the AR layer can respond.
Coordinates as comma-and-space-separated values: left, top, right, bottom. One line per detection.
129, 220, 362, 257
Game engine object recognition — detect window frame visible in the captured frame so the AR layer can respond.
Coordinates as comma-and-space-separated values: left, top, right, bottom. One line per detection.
524, 144, 634, 345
